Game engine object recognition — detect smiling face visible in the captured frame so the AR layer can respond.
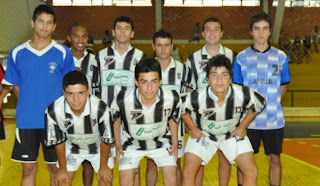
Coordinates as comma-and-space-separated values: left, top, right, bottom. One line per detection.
112, 22, 134, 44
68, 26, 88, 53
202, 21, 223, 46
152, 37, 173, 61
251, 20, 271, 46
208, 66, 231, 97
135, 71, 162, 104
31, 13, 56, 39
63, 84, 89, 116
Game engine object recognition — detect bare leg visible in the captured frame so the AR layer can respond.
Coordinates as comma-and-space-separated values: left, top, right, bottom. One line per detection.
160, 166, 177, 186
196, 166, 204, 186
120, 169, 136, 186
82, 160, 94, 186
268, 154, 281, 186
21, 163, 37, 186
236, 152, 257, 186
217, 150, 231, 186
47, 163, 57, 186
176, 158, 182, 186
146, 159, 158, 186
183, 152, 202, 186
134, 168, 140, 186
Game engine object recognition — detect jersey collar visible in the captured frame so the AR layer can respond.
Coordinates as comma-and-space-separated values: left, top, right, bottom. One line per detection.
207, 84, 232, 102
25, 40, 56, 56
250, 44, 271, 53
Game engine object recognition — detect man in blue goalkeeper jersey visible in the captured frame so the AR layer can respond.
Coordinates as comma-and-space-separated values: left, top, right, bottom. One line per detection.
233, 12, 291, 186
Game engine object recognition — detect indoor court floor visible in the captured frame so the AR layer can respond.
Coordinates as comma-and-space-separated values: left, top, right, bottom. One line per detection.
1, 119, 320, 186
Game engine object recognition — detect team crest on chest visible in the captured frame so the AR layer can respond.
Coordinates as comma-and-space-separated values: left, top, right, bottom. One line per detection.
133, 58, 139, 66
49, 62, 57, 73
131, 110, 143, 120
63, 120, 73, 129
104, 57, 115, 66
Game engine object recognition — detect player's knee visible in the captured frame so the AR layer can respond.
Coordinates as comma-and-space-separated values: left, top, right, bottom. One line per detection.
22, 164, 37, 176
269, 154, 281, 166
47, 164, 57, 174
243, 165, 258, 181
163, 175, 177, 186
183, 168, 196, 181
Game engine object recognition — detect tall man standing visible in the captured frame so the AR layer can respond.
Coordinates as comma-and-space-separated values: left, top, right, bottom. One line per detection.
146, 29, 186, 186
2, 5, 75, 186
184, 17, 237, 186
233, 12, 291, 186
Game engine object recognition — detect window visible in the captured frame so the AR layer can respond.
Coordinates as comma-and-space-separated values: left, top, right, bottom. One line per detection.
272, 0, 320, 7
164, 0, 259, 7
52, 0, 151, 6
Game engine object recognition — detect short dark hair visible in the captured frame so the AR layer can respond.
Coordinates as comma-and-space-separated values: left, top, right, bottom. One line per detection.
113, 16, 134, 31
63, 71, 88, 90
32, 5, 56, 23
206, 54, 233, 78
68, 23, 88, 36
152, 29, 172, 44
203, 17, 223, 31
135, 58, 162, 81
250, 12, 272, 31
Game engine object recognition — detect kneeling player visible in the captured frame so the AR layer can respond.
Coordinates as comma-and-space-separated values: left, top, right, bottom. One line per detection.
181, 54, 266, 186
111, 58, 181, 186
45, 71, 114, 186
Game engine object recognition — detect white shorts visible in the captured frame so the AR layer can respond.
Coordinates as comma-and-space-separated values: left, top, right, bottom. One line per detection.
118, 147, 176, 171
58, 148, 114, 172
178, 136, 185, 158
184, 136, 253, 165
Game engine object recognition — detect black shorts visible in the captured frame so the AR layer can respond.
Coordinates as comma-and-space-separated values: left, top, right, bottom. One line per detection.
11, 128, 57, 163
0, 110, 5, 140
247, 128, 284, 155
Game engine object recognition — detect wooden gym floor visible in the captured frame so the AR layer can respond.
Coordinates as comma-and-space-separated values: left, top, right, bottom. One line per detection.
1, 119, 320, 186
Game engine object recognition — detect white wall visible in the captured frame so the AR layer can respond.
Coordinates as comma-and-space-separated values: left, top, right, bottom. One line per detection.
0, 0, 41, 52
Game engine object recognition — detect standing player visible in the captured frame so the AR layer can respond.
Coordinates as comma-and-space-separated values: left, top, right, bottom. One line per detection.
1, 5, 75, 186
44, 71, 113, 186
184, 17, 237, 186
96, 16, 147, 184
96, 16, 146, 107
182, 54, 265, 186
233, 12, 291, 186
67, 23, 100, 185
146, 29, 186, 186
111, 58, 181, 186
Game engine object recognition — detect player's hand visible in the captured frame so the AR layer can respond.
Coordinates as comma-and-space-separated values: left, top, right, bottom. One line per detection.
170, 143, 178, 161
231, 125, 246, 137
116, 144, 124, 163
190, 127, 206, 139
54, 168, 70, 186
97, 166, 113, 185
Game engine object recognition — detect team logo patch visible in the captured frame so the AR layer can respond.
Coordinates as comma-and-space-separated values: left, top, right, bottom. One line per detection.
49, 62, 57, 73
235, 106, 243, 114
104, 57, 115, 66
177, 73, 181, 79
133, 58, 139, 65
63, 120, 73, 129
203, 109, 215, 117
199, 60, 208, 69
119, 156, 132, 165
66, 154, 76, 165
131, 110, 143, 120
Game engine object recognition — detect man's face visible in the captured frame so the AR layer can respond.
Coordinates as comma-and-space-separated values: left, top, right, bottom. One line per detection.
135, 72, 162, 103
202, 21, 223, 45
208, 66, 231, 96
31, 13, 56, 39
112, 22, 134, 44
68, 27, 88, 53
63, 84, 89, 116
152, 38, 173, 60
251, 20, 271, 45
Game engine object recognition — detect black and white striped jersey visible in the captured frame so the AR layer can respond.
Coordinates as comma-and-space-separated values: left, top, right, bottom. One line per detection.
185, 44, 237, 90
160, 57, 186, 137
72, 49, 100, 96
45, 96, 114, 154
96, 44, 147, 107
110, 87, 181, 151
182, 84, 265, 142
160, 57, 186, 94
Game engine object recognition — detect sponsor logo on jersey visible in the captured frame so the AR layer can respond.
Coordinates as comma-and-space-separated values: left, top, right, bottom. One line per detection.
131, 110, 143, 120
203, 109, 215, 117
49, 62, 57, 73
202, 77, 208, 84
208, 122, 215, 129
104, 57, 115, 66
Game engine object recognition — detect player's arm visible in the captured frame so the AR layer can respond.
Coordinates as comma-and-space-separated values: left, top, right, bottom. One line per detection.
181, 112, 205, 139
280, 84, 288, 99
231, 109, 256, 137
54, 142, 70, 186
97, 142, 113, 184
168, 119, 178, 160
113, 117, 123, 162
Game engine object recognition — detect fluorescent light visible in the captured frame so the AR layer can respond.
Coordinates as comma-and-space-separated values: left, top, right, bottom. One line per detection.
52, 0, 72, 6
73, 0, 92, 6
223, 0, 241, 6
242, 0, 260, 6
203, 0, 222, 6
